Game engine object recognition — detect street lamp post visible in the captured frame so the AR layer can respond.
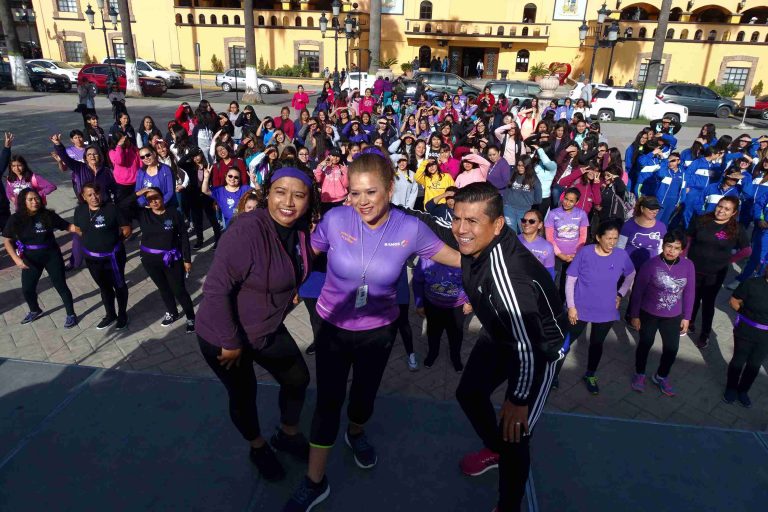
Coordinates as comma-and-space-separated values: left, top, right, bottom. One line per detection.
84, 1, 118, 84
603, 22, 620, 83
578, 3, 615, 83
17, 3, 35, 51
319, 0, 357, 95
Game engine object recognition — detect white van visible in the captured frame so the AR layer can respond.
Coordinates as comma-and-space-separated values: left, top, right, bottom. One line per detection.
102, 58, 184, 88
340, 72, 377, 93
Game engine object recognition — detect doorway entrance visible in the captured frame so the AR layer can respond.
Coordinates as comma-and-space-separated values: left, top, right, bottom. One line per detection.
448, 47, 498, 79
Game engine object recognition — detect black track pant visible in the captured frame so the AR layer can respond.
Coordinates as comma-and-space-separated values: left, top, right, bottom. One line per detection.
424, 300, 465, 366
199, 326, 309, 441
456, 336, 563, 512
727, 328, 768, 394
22, 249, 75, 316
635, 311, 681, 378
85, 247, 128, 319
561, 320, 614, 374
191, 194, 221, 244
310, 320, 397, 447
397, 304, 414, 355
140, 255, 195, 320
690, 268, 727, 337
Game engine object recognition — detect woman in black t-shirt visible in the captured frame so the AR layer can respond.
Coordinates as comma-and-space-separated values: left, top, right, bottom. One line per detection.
686, 196, 751, 348
2, 189, 79, 327
136, 187, 195, 332
74, 183, 132, 330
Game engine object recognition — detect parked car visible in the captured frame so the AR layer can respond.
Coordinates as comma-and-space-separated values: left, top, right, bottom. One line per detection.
568, 82, 609, 100
590, 88, 688, 123
412, 71, 480, 98
27, 59, 80, 83
484, 80, 542, 104
26, 64, 72, 92
740, 95, 768, 121
214, 68, 282, 94
77, 64, 167, 96
102, 58, 183, 88
340, 71, 377, 92
656, 83, 737, 118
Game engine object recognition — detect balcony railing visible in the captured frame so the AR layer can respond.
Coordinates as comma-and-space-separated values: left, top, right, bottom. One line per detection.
173, 7, 368, 30
405, 19, 550, 40
588, 20, 768, 44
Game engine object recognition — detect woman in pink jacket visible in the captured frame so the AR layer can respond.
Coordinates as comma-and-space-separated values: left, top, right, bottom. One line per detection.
3, 152, 57, 208
313, 149, 348, 213
108, 133, 142, 219
557, 160, 603, 214
454, 151, 490, 188
291, 85, 310, 113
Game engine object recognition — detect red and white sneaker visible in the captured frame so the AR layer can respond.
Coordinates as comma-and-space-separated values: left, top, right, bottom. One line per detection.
459, 447, 499, 476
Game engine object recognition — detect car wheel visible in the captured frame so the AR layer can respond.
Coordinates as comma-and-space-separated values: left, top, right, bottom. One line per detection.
259, 84, 270, 94
761, 110, 768, 121
665, 113, 680, 124
598, 109, 614, 121
63, 81, 72, 92
716, 106, 731, 119
222, 82, 232, 92
32, 82, 45, 92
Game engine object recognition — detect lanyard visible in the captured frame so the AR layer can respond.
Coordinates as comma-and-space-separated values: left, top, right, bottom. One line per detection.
359, 212, 392, 284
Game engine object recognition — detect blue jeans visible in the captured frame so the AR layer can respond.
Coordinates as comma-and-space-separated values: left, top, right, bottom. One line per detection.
503, 205, 527, 234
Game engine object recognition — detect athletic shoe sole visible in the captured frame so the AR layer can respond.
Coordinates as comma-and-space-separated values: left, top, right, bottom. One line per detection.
305, 484, 331, 511
344, 432, 377, 469
96, 318, 116, 330
462, 463, 499, 477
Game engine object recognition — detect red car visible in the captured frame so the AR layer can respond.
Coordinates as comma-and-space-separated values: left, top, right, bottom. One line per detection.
743, 95, 768, 121
77, 63, 167, 96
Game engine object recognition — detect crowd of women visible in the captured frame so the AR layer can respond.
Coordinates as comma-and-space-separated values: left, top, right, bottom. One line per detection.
2, 81, 768, 512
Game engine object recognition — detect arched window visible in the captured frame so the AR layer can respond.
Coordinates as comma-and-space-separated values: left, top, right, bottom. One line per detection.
652, 28, 657, 38
198, 14, 205, 24
523, 3, 537, 23
307, 17, 314, 28
694, 29, 702, 40
270, 16, 277, 26
187, 13, 194, 24
222, 15, 229, 25
175, 13, 182, 24
515, 49, 530, 72
419, 1, 432, 19
425, 23, 432, 33
418, 45, 431, 69
282, 16, 289, 26
721, 31, 730, 41
666, 28, 674, 39
295, 16, 302, 27
707, 30, 717, 41
692, 8, 729, 23
522, 27, 529, 36
680, 29, 688, 39
497, 26, 504, 36
258, 15, 265, 26
669, 7, 683, 21
751, 31, 759, 42
234, 15, 240, 25
210, 15, 217, 25
413, 23, 420, 32
639, 27, 647, 38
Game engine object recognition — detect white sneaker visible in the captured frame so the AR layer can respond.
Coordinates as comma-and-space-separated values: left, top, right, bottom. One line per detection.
725, 280, 740, 290
408, 353, 419, 371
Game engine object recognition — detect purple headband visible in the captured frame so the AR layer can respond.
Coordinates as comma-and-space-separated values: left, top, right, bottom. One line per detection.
270, 167, 314, 189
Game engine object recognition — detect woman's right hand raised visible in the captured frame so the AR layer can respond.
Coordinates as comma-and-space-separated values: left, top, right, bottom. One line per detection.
50, 133, 62, 146
218, 347, 242, 370
4, 132, 14, 148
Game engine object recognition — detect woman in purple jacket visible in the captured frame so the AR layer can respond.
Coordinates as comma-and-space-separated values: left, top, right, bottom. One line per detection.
629, 230, 696, 397
196, 167, 320, 482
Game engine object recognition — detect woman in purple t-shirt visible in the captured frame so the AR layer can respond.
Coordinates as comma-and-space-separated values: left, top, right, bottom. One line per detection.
285, 153, 460, 509
518, 208, 555, 279
561, 220, 636, 394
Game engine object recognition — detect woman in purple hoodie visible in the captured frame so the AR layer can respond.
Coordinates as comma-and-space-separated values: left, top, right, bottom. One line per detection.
196, 167, 320, 483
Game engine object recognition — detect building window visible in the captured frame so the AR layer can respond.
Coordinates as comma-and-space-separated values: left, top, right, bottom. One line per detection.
270, 15, 277, 26
638, 60, 664, 84
258, 15, 265, 25
57, 0, 78, 12
175, 13, 182, 24
419, 1, 432, 20
680, 29, 688, 39
515, 49, 530, 72
707, 30, 717, 41
234, 15, 240, 24
63, 40, 84, 62
723, 67, 750, 91
418, 45, 431, 69
229, 46, 246, 69
751, 31, 759, 43
210, 15, 217, 25
694, 30, 702, 40
199, 14, 205, 24
497, 26, 504, 36
638, 27, 647, 38
522, 27, 529, 36
523, 3, 537, 23
295, 16, 302, 27
112, 42, 125, 58
298, 50, 320, 73
666, 29, 674, 39
222, 15, 229, 25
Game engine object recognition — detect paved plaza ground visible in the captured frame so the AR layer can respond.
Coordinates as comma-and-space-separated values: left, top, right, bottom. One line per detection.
0, 89, 766, 439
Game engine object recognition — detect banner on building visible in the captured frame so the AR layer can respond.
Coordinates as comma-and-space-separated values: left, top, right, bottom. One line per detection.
552, 0, 588, 21
382, 0, 404, 15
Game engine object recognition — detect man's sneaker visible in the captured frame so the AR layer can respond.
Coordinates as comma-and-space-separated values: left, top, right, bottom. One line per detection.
249, 443, 285, 481
652, 374, 676, 397
631, 373, 646, 392
694, 334, 709, 349
687, 325, 696, 335
583, 375, 600, 395
723, 388, 738, 404
737, 392, 752, 408
305, 342, 316, 356
64, 314, 78, 329
725, 280, 740, 290
185, 319, 195, 334
459, 448, 499, 476
423, 354, 437, 368
344, 430, 377, 469
115, 315, 129, 330
270, 428, 310, 461
21, 310, 43, 324
96, 316, 116, 330
160, 312, 180, 327
408, 353, 419, 371
283, 476, 330, 512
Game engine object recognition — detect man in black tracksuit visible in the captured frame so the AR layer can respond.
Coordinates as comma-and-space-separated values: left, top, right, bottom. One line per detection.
402, 182, 568, 512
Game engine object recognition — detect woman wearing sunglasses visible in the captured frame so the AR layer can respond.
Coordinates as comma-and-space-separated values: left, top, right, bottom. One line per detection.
135, 146, 177, 209
518, 209, 555, 279
201, 165, 252, 229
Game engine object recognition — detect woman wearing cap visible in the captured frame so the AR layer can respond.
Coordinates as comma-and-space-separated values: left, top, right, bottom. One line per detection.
392, 155, 419, 209
198, 167, 320, 482
387, 131, 416, 164
201, 163, 252, 229
618, 196, 667, 270
314, 150, 348, 213
502, 156, 542, 232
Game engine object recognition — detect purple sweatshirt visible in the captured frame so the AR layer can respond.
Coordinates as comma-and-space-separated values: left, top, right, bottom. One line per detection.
629, 256, 696, 320
196, 208, 312, 350
412, 258, 468, 309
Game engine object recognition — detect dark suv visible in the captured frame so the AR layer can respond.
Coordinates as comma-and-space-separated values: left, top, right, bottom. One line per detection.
656, 83, 738, 118
413, 72, 480, 99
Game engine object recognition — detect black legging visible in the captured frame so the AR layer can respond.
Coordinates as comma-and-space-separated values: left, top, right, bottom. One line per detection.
727, 328, 768, 394
114, 184, 138, 223
84, 246, 128, 319
190, 193, 221, 244
397, 304, 414, 355
635, 311, 681, 378
561, 319, 614, 374
140, 255, 195, 320
690, 267, 728, 337
21, 249, 75, 316
556, 259, 572, 304
424, 300, 465, 366
198, 327, 309, 441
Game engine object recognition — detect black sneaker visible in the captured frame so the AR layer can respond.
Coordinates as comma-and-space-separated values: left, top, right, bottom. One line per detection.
185, 319, 195, 334
423, 354, 437, 368
64, 314, 78, 329
270, 428, 310, 461
737, 392, 752, 408
694, 334, 709, 349
161, 312, 181, 327
115, 315, 128, 330
344, 430, 377, 469
305, 342, 316, 356
283, 475, 330, 512
453, 360, 464, 373
96, 316, 117, 330
249, 444, 286, 481
723, 388, 737, 404
21, 310, 43, 324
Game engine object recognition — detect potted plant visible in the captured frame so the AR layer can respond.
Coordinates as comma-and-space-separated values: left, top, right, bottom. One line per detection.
401, 62, 413, 78
528, 62, 548, 82
375, 57, 398, 79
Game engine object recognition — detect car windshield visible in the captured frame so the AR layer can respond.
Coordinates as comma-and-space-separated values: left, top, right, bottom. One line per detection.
27, 66, 47, 73
53, 61, 76, 69
147, 61, 167, 70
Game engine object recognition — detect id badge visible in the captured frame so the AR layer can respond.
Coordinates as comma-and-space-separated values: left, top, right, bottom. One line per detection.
355, 284, 369, 309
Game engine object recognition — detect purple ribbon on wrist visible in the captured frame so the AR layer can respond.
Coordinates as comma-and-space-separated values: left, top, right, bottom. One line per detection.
140, 245, 182, 267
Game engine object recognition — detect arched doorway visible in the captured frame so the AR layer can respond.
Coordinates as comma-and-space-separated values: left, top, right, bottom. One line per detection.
418, 45, 431, 69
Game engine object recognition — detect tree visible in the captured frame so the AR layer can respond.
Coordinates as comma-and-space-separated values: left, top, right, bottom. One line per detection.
117, 0, 142, 97
0, 0, 31, 90
639, 0, 671, 119
241, 0, 263, 104
368, 0, 381, 74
